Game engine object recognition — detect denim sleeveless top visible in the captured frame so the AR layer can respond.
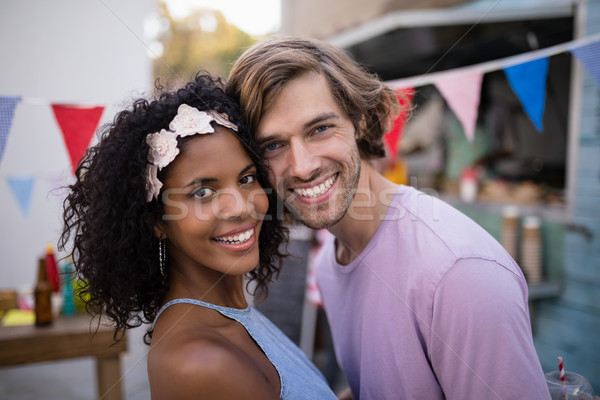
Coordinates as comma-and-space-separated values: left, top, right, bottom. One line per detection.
153, 298, 337, 400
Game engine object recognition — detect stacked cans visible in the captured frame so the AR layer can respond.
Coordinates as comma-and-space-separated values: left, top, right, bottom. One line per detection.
521, 216, 542, 284
501, 206, 543, 284
501, 206, 520, 261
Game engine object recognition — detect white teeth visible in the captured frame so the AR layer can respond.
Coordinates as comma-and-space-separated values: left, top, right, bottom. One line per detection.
215, 228, 254, 245
294, 175, 336, 198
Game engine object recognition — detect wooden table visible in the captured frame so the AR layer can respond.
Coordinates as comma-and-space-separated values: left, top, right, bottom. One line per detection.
0, 314, 127, 400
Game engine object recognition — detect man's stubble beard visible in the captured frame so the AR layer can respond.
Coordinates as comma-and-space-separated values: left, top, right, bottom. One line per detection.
278, 147, 362, 230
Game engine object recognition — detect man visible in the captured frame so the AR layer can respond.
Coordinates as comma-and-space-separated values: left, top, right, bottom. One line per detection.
228, 36, 549, 399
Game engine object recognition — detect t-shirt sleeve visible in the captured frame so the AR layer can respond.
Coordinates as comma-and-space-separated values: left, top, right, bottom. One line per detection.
429, 257, 550, 400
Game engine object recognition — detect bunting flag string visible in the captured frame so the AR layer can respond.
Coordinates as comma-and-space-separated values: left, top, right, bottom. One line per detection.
386, 33, 600, 140
386, 32, 600, 90
0, 96, 21, 166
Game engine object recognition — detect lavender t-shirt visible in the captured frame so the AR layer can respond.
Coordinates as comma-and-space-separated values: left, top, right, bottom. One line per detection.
315, 185, 550, 399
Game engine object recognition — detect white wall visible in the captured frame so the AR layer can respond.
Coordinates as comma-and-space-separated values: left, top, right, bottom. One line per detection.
0, 0, 154, 292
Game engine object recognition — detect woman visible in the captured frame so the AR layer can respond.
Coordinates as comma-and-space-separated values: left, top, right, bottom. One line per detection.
59, 73, 337, 399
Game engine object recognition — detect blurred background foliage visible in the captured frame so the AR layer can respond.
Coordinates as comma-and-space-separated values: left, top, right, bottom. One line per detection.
153, 0, 256, 85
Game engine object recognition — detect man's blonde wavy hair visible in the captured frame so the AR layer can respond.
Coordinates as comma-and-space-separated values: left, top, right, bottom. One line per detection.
227, 35, 402, 160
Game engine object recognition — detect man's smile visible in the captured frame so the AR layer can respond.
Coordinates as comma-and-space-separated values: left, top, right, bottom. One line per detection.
292, 173, 338, 199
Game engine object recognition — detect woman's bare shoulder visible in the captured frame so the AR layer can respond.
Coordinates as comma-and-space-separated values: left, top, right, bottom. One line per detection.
148, 327, 279, 400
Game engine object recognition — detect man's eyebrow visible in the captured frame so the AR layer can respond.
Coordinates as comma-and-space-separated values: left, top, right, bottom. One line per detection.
256, 112, 340, 145
255, 134, 278, 146
303, 112, 339, 130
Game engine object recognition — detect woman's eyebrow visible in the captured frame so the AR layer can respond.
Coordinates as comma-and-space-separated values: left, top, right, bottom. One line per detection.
184, 164, 254, 187
184, 177, 216, 187
239, 164, 254, 175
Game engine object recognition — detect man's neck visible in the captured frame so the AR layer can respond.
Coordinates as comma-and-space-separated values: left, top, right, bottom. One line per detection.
328, 159, 397, 265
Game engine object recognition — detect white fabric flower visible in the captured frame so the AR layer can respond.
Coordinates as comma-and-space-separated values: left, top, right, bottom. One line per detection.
206, 110, 238, 132
145, 164, 163, 202
143, 104, 239, 202
169, 104, 215, 137
146, 129, 179, 170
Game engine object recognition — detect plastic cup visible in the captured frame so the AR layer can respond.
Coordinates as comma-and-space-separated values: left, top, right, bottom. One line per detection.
545, 371, 596, 400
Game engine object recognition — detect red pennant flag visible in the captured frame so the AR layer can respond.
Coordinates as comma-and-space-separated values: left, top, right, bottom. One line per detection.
51, 104, 104, 175
384, 88, 414, 160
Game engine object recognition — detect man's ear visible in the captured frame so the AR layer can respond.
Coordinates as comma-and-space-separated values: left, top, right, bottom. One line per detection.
355, 115, 367, 139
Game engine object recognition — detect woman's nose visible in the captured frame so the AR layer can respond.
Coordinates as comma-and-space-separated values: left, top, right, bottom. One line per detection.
215, 188, 248, 220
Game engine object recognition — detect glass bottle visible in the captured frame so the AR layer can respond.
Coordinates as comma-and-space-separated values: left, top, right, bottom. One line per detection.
45, 243, 59, 292
61, 260, 76, 317
34, 257, 53, 326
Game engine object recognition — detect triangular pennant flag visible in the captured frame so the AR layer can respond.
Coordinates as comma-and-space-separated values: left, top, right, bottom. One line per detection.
0, 96, 21, 166
434, 71, 483, 141
51, 104, 104, 175
571, 40, 600, 87
504, 57, 549, 132
384, 88, 414, 159
7, 175, 35, 218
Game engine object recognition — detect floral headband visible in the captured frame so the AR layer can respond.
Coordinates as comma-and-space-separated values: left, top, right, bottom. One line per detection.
145, 104, 238, 202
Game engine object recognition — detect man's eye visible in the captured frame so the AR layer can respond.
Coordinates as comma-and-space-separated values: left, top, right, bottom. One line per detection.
240, 174, 257, 185
314, 125, 330, 134
263, 143, 281, 152
192, 187, 215, 199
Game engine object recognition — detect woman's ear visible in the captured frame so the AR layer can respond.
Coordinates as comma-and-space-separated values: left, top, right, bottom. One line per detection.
153, 222, 167, 240
146, 218, 167, 239
146, 214, 167, 239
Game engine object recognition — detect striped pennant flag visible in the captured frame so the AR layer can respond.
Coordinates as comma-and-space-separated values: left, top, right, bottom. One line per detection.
0, 96, 21, 165
571, 40, 600, 86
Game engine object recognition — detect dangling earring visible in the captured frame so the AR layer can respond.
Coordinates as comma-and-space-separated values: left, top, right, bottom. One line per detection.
159, 238, 167, 277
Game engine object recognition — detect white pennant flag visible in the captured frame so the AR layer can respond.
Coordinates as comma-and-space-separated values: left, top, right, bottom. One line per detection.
434, 71, 483, 141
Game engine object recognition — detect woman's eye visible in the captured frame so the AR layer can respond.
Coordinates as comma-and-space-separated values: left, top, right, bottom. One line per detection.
240, 174, 257, 185
192, 187, 215, 199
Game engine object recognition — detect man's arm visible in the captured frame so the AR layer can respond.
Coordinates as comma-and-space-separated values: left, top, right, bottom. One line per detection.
429, 258, 550, 399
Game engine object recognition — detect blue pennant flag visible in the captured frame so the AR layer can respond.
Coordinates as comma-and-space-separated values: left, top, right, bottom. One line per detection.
504, 58, 549, 132
571, 40, 600, 87
7, 175, 35, 218
0, 96, 21, 165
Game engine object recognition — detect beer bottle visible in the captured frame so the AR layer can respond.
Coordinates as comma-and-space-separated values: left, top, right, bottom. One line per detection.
34, 257, 53, 326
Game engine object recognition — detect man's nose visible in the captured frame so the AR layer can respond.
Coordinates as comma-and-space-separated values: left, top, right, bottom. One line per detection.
287, 139, 320, 181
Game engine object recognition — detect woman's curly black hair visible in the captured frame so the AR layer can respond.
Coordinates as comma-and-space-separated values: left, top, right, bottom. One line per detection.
59, 72, 287, 344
